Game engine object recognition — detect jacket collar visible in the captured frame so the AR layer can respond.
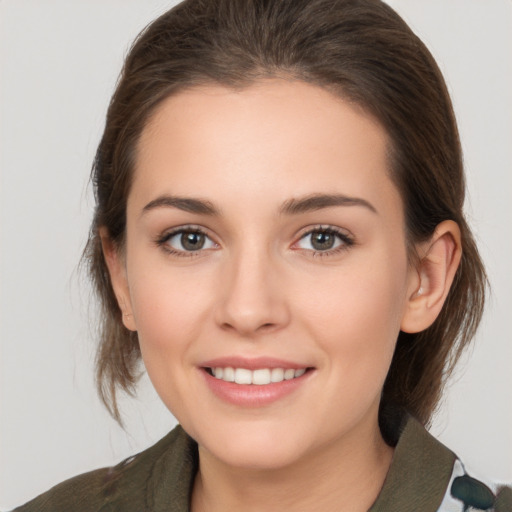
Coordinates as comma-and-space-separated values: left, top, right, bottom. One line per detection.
147, 415, 456, 511
369, 414, 456, 511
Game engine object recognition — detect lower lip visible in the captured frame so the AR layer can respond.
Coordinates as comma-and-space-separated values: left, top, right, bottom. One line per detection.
201, 369, 313, 407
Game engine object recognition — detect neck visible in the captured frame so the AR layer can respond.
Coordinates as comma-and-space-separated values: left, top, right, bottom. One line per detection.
191, 417, 394, 512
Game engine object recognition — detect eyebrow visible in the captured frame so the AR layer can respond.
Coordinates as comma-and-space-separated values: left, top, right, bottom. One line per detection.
142, 196, 220, 216
280, 193, 377, 215
141, 192, 377, 218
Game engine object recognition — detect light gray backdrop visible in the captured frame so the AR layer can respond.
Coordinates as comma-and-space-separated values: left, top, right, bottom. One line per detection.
1, 0, 511, 509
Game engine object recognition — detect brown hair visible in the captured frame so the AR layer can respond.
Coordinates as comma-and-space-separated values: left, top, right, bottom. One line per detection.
85, 0, 486, 425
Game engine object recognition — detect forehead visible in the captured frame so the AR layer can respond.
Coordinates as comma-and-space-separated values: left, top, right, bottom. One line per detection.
132, 79, 401, 219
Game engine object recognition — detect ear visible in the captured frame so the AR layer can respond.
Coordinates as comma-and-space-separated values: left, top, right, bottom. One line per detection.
401, 220, 462, 334
99, 227, 137, 332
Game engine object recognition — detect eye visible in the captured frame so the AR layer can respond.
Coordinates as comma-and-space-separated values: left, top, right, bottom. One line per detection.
295, 227, 353, 253
157, 228, 217, 254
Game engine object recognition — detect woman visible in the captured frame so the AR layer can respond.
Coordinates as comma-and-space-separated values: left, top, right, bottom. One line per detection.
11, 0, 511, 510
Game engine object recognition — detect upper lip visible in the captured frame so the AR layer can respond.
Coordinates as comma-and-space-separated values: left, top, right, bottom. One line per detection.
200, 356, 310, 370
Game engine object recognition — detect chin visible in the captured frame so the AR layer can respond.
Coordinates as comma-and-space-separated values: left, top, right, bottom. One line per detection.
209, 438, 307, 471
191, 417, 314, 470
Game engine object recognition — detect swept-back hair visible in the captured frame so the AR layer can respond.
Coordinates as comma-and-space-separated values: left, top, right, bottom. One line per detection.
84, 0, 486, 425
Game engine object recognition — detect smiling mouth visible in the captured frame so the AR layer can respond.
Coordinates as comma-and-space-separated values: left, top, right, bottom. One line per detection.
204, 367, 311, 385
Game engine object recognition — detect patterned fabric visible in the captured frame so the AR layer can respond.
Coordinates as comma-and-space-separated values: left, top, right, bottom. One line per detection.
438, 459, 511, 512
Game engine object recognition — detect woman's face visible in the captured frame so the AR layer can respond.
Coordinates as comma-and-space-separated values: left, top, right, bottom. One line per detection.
114, 80, 419, 469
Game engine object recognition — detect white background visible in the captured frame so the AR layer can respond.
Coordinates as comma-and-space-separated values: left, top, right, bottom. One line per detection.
1, 0, 511, 509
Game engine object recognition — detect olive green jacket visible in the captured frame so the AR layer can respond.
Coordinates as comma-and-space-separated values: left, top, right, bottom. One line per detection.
12, 416, 512, 511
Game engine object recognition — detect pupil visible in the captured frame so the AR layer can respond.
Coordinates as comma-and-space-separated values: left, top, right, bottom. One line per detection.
312, 231, 334, 250
181, 232, 205, 251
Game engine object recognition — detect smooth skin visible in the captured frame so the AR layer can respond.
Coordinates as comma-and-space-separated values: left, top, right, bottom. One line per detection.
102, 80, 461, 512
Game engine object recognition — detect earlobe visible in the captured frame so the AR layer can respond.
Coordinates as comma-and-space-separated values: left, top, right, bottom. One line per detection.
401, 220, 462, 334
99, 228, 137, 332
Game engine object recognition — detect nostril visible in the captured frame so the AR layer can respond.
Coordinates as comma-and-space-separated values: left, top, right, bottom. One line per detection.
256, 322, 279, 334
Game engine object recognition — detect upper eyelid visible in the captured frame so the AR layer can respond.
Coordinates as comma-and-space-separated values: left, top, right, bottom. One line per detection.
292, 225, 355, 251
156, 226, 218, 258
156, 225, 217, 245
296, 225, 353, 239
160, 224, 213, 237
156, 224, 354, 247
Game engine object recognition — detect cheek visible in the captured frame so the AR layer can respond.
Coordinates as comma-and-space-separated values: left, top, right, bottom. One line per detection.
299, 273, 405, 426
126, 261, 211, 362
125, 266, 214, 416
295, 254, 409, 378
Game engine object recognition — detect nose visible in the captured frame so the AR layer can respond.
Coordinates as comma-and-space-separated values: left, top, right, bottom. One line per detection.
214, 247, 290, 337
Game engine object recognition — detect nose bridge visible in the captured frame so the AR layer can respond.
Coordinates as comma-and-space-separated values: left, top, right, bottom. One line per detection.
215, 240, 289, 336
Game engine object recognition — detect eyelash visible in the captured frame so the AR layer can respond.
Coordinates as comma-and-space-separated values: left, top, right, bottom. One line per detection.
155, 225, 217, 258
294, 225, 355, 258
155, 225, 355, 258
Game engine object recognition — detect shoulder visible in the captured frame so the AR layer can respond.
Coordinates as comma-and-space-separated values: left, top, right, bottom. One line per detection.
372, 411, 512, 512
11, 466, 116, 512
12, 425, 198, 512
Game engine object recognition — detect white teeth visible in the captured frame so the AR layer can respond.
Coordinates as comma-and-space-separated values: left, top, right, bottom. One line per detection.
270, 368, 284, 383
252, 369, 271, 385
223, 367, 235, 382
234, 368, 252, 384
284, 369, 295, 380
210, 366, 307, 385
